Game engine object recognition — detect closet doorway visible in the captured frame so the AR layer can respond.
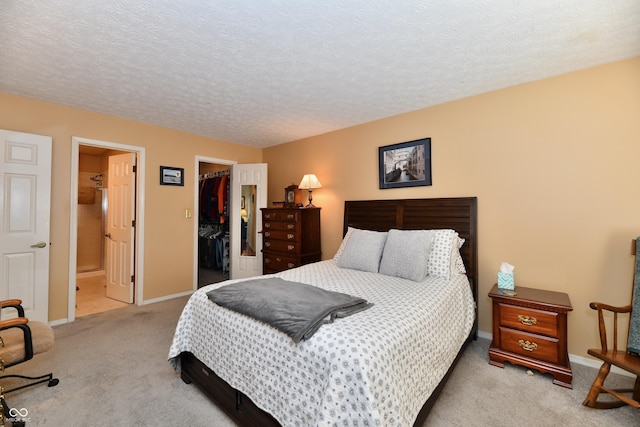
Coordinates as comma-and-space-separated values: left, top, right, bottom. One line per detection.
194, 158, 267, 289
196, 158, 234, 287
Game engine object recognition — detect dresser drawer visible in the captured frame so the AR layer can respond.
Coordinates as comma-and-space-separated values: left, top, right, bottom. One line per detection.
263, 230, 298, 242
499, 304, 559, 337
263, 221, 298, 232
263, 239, 298, 253
263, 253, 299, 271
499, 327, 560, 364
263, 211, 299, 222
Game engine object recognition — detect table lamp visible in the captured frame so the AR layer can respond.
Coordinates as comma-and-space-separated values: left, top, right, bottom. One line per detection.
298, 174, 322, 208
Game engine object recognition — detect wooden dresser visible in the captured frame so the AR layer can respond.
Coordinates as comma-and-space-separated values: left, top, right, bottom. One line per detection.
261, 207, 321, 274
488, 284, 573, 388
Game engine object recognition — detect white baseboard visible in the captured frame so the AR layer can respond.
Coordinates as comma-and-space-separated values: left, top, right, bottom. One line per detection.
49, 290, 194, 325
477, 330, 492, 341
477, 329, 634, 378
76, 270, 105, 278
141, 290, 193, 305
49, 318, 69, 327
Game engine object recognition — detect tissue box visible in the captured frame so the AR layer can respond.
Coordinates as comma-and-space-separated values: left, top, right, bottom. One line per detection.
497, 272, 515, 290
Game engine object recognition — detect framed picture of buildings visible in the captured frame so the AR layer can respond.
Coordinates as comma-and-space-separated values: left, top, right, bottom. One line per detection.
378, 137, 432, 189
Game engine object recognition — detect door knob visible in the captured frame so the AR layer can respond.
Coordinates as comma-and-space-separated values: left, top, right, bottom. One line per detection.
105, 233, 112, 239
30, 241, 47, 248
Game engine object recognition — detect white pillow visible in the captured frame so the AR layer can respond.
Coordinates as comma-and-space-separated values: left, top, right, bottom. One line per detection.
453, 237, 467, 275
379, 229, 434, 281
426, 229, 459, 278
335, 228, 387, 273
333, 227, 356, 262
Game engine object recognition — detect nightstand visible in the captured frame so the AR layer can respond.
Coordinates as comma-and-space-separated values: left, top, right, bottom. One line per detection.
488, 284, 573, 388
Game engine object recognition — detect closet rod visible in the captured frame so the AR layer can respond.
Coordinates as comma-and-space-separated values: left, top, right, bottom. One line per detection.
199, 169, 230, 181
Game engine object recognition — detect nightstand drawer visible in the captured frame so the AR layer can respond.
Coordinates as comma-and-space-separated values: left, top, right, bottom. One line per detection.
499, 304, 559, 337
499, 327, 560, 364
263, 254, 299, 271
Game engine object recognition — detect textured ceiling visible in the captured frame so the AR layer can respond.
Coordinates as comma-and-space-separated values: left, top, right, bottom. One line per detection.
1, 1, 639, 148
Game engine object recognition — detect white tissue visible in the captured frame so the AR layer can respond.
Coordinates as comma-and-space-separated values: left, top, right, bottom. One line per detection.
499, 262, 514, 273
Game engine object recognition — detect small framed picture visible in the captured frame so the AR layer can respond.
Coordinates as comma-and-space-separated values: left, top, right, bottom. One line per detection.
160, 166, 184, 186
378, 137, 432, 189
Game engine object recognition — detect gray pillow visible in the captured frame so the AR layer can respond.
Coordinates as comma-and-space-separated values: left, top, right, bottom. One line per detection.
336, 228, 387, 273
379, 229, 434, 282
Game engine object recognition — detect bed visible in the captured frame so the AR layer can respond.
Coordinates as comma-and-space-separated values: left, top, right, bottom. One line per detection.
169, 197, 478, 426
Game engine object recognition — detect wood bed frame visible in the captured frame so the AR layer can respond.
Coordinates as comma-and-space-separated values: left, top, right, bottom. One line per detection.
180, 197, 478, 426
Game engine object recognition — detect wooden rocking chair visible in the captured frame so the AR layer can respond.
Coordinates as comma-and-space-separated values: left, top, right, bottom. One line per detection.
583, 239, 640, 409
582, 302, 640, 408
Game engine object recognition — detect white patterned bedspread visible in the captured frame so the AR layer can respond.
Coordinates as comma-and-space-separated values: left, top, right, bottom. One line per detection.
168, 260, 475, 427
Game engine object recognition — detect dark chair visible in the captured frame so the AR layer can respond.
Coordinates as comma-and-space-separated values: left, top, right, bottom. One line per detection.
0, 299, 59, 425
582, 302, 640, 408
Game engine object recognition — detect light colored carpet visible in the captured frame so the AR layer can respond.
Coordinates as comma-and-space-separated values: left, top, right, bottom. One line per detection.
2, 296, 638, 426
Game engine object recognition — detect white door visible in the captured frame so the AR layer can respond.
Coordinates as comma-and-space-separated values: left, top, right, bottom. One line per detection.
106, 153, 136, 303
230, 163, 267, 279
0, 130, 52, 322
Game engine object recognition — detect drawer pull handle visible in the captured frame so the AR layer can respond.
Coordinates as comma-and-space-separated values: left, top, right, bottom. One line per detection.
518, 339, 538, 352
287, 234, 295, 239
287, 263, 295, 268
265, 214, 271, 219
265, 223, 271, 228
518, 315, 537, 326
287, 214, 294, 219
264, 232, 270, 237
265, 258, 271, 264
265, 242, 270, 247
287, 245, 295, 251
287, 224, 295, 230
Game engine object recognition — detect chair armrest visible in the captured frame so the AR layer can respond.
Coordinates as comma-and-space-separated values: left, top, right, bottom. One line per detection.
0, 317, 34, 368
0, 299, 23, 308
589, 302, 632, 314
0, 299, 25, 318
0, 317, 29, 330
588, 302, 632, 352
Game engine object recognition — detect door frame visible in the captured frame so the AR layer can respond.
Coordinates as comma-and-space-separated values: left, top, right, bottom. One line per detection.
193, 156, 236, 291
68, 136, 146, 322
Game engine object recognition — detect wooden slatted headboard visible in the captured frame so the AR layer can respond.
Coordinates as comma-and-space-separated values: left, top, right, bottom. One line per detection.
343, 197, 478, 339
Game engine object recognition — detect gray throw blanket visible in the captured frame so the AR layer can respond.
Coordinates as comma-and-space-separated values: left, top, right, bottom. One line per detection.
207, 277, 372, 343
628, 237, 640, 355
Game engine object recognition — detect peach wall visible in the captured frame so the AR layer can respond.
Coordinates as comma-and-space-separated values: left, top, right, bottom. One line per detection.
77, 153, 104, 271
263, 57, 640, 358
0, 93, 262, 321
2, 57, 638, 358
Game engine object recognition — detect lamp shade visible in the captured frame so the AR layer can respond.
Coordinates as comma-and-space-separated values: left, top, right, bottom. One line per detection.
298, 174, 322, 190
